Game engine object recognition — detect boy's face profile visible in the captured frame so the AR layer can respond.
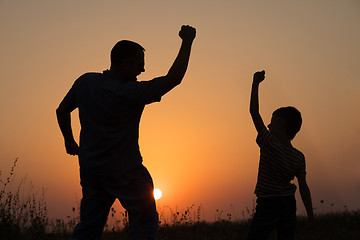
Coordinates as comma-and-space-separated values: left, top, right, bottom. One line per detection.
268, 113, 286, 137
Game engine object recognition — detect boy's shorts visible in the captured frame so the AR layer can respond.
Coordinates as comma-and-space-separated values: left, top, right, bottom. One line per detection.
247, 195, 296, 240
72, 165, 158, 240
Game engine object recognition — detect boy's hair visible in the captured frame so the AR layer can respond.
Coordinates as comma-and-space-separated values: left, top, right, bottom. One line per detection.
111, 40, 145, 66
273, 106, 302, 140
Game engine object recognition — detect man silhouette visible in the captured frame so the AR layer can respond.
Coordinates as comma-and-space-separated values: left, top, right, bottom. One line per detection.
56, 25, 196, 240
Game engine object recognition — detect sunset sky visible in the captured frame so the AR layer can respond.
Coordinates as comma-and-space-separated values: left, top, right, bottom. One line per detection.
1, 0, 359, 221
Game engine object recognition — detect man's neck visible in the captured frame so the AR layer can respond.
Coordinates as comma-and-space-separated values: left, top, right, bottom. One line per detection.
109, 68, 135, 81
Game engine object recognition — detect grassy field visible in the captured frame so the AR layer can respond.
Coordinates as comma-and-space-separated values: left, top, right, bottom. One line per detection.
1, 211, 360, 240
1, 159, 360, 239
99, 211, 360, 240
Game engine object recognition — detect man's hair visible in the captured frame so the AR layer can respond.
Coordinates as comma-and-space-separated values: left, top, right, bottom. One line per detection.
110, 40, 145, 66
273, 106, 302, 140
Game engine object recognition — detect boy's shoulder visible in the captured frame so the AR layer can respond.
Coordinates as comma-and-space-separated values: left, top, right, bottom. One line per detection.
258, 127, 305, 159
290, 146, 305, 161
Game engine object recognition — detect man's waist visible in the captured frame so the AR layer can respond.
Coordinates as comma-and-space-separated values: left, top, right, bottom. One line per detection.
78, 155, 143, 174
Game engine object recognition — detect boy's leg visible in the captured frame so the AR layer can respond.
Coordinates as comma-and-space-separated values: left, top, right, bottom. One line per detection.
276, 196, 296, 240
72, 184, 115, 240
247, 197, 278, 240
117, 166, 158, 240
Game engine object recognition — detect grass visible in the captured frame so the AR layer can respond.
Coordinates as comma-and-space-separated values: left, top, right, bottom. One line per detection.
102, 211, 360, 240
1, 158, 360, 239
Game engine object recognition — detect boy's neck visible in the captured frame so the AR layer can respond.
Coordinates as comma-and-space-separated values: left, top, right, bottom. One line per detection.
272, 132, 293, 148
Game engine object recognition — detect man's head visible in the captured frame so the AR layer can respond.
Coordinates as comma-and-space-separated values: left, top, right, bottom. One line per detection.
268, 106, 302, 140
110, 40, 145, 81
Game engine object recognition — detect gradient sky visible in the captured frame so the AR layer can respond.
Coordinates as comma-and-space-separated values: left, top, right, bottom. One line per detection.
1, 0, 359, 221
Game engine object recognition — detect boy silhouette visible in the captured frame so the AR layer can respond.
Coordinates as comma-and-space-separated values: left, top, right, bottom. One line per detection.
248, 70, 315, 240
56, 25, 196, 240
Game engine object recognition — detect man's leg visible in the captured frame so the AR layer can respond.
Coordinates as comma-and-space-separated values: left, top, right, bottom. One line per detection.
72, 185, 115, 240
117, 166, 158, 240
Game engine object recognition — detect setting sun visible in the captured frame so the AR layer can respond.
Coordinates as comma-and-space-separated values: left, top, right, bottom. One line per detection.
154, 189, 162, 200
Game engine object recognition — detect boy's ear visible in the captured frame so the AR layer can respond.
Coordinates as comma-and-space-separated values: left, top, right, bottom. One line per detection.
279, 118, 287, 129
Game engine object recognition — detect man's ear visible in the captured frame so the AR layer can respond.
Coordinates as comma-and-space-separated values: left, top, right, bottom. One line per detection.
116, 59, 131, 70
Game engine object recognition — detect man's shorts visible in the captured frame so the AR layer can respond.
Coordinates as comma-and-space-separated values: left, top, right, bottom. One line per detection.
72, 165, 158, 240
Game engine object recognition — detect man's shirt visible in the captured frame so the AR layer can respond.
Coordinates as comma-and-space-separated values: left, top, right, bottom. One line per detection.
254, 127, 306, 197
61, 70, 164, 175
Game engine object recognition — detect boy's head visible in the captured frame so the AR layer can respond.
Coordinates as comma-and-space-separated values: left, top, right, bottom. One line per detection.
268, 106, 302, 140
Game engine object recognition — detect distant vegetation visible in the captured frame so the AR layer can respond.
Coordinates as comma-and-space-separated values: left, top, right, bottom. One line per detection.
1, 159, 359, 239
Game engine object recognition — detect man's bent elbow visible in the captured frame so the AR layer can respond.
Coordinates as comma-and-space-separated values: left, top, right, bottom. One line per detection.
162, 75, 183, 94
174, 77, 183, 86
167, 74, 183, 86
56, 104, 72, 119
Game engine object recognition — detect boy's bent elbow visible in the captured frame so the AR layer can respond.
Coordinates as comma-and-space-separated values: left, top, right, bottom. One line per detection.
250, 109, 260, 118
56, 105, 66, 116
56, 107, 62, 117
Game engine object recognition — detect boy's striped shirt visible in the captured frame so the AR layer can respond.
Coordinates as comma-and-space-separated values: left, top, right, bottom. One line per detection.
254, 127, 306, 197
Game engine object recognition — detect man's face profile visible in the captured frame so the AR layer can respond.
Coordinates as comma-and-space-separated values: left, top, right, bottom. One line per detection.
126, 50, 145, 81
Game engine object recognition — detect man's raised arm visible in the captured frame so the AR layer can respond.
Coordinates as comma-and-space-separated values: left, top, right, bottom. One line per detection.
162, 25, 196, 95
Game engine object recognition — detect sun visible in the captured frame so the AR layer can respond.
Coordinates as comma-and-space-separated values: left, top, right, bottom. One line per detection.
153, 189, 162, 200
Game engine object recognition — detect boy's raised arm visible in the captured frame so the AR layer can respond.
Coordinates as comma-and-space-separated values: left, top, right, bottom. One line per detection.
250, 70, 266, 133
162, 25, 196, 95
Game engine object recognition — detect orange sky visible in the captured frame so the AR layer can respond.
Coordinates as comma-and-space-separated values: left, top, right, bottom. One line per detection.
1, 0, 359, 221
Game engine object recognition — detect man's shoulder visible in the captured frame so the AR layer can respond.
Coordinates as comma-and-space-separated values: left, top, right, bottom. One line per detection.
80, 72, 103, 80
74, 72, 103, 87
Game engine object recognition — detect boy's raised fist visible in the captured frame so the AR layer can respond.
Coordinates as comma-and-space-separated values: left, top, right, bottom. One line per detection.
179, 25, 196, 41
